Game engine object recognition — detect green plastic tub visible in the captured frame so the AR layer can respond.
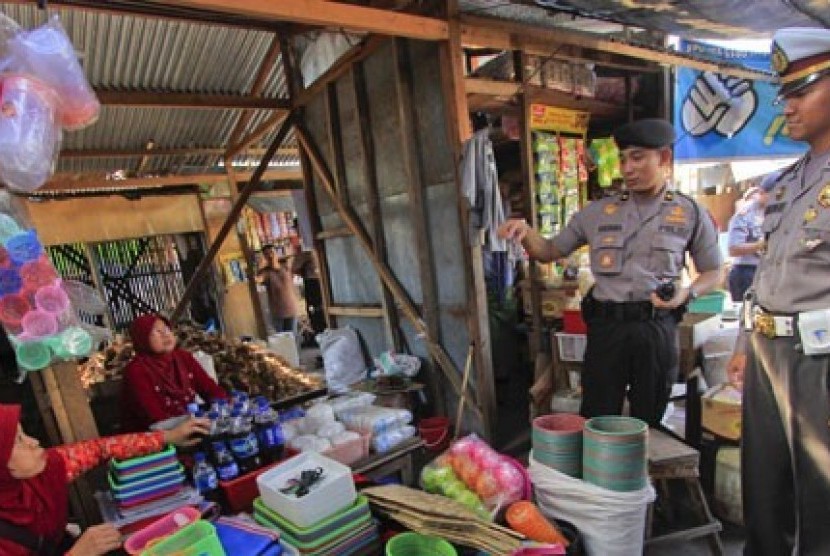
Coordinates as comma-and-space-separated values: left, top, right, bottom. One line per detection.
385, 532, 457, 556
141, 520, 225, 556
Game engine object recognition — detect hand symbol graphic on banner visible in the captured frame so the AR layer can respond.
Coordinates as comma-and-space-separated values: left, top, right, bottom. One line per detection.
681, 71, 757, 138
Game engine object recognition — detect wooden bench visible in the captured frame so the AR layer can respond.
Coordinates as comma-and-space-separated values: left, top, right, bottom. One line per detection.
645, 428, 724, 555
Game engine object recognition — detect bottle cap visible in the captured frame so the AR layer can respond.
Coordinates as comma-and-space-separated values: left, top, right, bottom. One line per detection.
194, 452, 206, 462
187, 402, 199, 414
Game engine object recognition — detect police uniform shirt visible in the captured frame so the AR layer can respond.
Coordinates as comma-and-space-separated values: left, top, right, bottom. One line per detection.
727, 202, 764, 266
755, 150, 830, 313
552, 186, 722, 302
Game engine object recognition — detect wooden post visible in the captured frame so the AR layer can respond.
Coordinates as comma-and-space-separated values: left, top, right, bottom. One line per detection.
438, 0, 495, 438
352, 62, 403, 351
393, 38, 448, 418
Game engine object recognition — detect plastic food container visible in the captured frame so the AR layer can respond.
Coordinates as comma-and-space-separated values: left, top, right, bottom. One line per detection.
35, 283, 69, 315
20, 309, 58, 338
140, 519, 225, 556
0, 268, 22, 296
256, 451, 356, 529
254, 494, 371, 544
0, 293, 30, 330
217, 448, 297, 514
5, 230, 43, 265
124, 506, 201, 555
20, 259, 58, 290
14, 339, 51, 371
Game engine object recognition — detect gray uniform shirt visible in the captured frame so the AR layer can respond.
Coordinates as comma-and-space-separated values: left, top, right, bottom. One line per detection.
755, 151, 830, 313
552, 187, 722, 302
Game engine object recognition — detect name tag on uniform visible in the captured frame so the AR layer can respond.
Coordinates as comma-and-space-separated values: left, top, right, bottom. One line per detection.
598, 224, 622, 232
658, 224, 689, 236
765, 202, 786, 215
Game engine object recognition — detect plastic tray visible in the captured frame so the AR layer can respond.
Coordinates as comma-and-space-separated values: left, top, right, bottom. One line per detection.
218, 449, 298, 514
112, 445, 177, 473
110, 471, 184, 499
253, 495, 370, 544
111, 460, 181, 485
124, 506, 201, 555
109, 463, 183, 491
111, 455, 179, 481
254, 513, 374, 554
141, 519, 225, 556
115, 483, 184, 509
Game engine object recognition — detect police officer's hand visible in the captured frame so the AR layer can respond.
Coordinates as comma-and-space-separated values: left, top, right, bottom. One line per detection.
727, 353, 747, 391
649, 286, 689, 310
497, 219, 531, 243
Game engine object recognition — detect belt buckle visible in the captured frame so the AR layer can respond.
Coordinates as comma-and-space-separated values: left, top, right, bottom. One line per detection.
754, 313, 776, 339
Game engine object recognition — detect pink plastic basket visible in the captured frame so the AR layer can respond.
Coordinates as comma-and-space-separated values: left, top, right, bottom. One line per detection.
323, 432, 371, 466
123, 506, 201, 555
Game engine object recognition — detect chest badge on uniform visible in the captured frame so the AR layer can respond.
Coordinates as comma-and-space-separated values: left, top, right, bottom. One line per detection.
804, 206, 818, 223
818, 184, 830, 208
602, 235, 617, 245
599, 253, 615, 268
604, 204, 618, 215
665, 205, 687, 225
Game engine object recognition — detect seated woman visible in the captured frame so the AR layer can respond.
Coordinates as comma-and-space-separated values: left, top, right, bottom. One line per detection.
0, 403, 208, 555
121, 314, 228, 432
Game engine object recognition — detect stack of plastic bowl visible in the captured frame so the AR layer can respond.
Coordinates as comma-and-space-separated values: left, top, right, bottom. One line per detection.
582, 416, 649, 492
532, 413, 587, 478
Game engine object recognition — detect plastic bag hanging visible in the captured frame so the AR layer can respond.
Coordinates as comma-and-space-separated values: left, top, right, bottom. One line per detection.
0, 192, 92, 372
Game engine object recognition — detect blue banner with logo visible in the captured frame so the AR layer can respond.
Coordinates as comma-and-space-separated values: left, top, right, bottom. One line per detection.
673, 39, 806, 162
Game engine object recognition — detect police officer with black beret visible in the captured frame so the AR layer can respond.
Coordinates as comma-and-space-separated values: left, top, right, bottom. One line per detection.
728, 27, 830, 555
499, 118, 722, 427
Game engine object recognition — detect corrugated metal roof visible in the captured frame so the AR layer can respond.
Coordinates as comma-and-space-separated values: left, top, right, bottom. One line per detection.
0, 3, 297, 180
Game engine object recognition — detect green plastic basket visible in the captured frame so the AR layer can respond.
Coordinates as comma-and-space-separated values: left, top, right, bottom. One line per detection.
385, 532, 457, 556
689, 291, 726, 314
140, 520, 224, 556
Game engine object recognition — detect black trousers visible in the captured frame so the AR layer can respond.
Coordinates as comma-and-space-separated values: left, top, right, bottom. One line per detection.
579, 314, 679, 427
742, 333, 830, 555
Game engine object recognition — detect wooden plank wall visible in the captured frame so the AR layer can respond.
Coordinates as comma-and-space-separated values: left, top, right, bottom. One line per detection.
299, 39, 494, 435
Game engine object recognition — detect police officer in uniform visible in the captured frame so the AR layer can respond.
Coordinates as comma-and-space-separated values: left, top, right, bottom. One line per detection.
499, 119, 722, 426
727, 28, 830, 555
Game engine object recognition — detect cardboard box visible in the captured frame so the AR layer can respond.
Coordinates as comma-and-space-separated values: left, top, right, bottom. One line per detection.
519, 281, 578, 319
702, 383, 742, 441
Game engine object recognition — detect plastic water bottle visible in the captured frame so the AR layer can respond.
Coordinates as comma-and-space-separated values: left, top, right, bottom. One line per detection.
192, 452, 219, 502
228, 409, 262, 475
187, 402, 199, 417
212, 442, 239, 482
254, 399, 284, 464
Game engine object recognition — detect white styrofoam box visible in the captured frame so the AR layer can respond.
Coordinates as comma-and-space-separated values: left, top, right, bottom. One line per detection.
257, 452, 356, 528
714, 446, 743, 525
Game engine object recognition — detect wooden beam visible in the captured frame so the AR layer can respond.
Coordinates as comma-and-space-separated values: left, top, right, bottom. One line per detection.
225, 112, 289, 159
442, 0, 472, 144
171, 115, 294, 321
228, 36, 283, 149
316, 227, 353, 240
60, 147, 299, 159
328, 304, 385, 317
394, 38, 447, 412
225, 157, 268, 339
95, 90, 290, 110
465, 77, 625, 119
295, 36, 388, 108
296, 122, 484, 422
40, 169, 303, 193
165, 0, 449, 40
353, 61, 403, 353
460, 16, 774, 82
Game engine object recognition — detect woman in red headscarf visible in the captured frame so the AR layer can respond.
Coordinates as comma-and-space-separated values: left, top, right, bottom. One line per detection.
121, 314, 228, 432
0, 403, 208, 555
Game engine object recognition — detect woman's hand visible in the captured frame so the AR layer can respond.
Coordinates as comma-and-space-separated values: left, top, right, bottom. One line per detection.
67, 524, 122, 556
163, 417, 210, 447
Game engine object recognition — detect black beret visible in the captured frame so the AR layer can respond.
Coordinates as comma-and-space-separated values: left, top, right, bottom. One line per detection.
612, 118, 676, 150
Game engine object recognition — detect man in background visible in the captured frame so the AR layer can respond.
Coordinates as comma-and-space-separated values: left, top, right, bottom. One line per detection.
256, 244, 300, 339
726, 184, 767, 301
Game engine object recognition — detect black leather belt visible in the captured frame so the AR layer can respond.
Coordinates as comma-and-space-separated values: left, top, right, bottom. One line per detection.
585, 299, 673, 322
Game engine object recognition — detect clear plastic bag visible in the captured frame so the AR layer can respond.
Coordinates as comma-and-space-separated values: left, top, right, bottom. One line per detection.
0, 192, 93, 373
6, 15, 99, 130
0, 73, 61, 192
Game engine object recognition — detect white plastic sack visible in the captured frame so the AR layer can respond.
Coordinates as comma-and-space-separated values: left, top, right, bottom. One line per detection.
268, 331, 300, 368
317, 327, 366, 393
529, 455, 655, 556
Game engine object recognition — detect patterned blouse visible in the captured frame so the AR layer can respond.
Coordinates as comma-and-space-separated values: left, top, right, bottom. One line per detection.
53, 431, 166, 482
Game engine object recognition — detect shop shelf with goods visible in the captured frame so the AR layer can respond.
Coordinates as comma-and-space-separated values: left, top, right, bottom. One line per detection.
242, 206, 299, 256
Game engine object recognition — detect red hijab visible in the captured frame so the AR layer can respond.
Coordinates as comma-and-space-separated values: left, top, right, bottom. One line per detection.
0, 404, 68, 550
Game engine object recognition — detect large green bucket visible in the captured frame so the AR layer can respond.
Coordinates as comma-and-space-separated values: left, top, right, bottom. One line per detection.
385, 532, 457, 556
532, 413, 586, 478
582, 416, 648, 492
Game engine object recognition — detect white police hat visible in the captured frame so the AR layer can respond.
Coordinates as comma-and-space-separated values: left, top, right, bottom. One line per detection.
772, 27, 830, 102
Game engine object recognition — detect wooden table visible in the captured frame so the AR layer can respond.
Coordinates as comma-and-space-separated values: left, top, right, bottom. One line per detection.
351, 437, 424, 486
